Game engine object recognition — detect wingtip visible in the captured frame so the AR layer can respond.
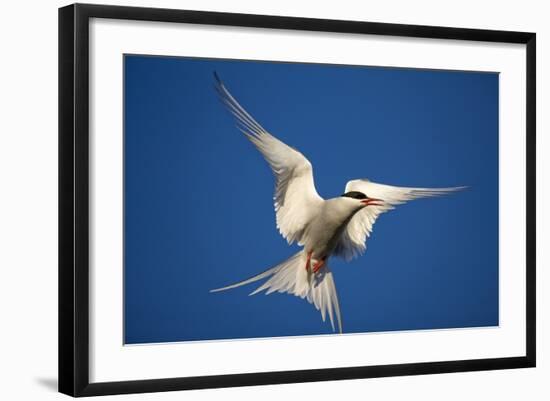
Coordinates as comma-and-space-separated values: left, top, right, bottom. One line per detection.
446, 185, 469, 194
213, 70, 222, 85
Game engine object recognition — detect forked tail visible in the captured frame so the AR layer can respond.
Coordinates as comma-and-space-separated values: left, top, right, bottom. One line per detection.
210, 251, 342, 333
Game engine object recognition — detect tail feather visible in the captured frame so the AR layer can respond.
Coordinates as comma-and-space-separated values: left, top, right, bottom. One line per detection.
210, 251, 343, 333
209, 264, 282, 293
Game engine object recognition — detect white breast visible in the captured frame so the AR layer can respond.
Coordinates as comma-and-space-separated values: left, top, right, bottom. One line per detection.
302, 198, 362, 259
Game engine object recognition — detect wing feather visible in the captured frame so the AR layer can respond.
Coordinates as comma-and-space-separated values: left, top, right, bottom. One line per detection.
215, 73, 323, 244
335, 179, 465, 261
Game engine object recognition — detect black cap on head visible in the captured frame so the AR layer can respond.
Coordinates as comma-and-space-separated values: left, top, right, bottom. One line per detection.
341, 191, 368, 200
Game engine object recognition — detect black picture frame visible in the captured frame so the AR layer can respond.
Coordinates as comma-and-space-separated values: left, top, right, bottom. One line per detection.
59, 3, 536, 397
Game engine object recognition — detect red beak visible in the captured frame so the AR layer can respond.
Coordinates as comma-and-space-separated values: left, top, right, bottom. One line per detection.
361, 198, 383, 207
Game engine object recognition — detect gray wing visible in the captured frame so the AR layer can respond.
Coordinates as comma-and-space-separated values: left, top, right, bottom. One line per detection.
335, 179, 465, 261
215, 73, 324, 245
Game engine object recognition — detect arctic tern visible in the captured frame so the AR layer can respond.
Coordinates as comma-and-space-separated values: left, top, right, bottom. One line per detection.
210, 73, 464, 333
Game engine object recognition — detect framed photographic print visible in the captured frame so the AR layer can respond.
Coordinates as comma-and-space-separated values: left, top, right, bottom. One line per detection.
58, 3, 536, 397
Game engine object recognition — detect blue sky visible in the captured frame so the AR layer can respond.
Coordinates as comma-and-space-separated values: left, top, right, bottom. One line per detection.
124, 55, 499, 344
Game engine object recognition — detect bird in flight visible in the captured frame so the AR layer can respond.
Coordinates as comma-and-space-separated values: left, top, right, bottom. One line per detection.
210, 73, 464, 333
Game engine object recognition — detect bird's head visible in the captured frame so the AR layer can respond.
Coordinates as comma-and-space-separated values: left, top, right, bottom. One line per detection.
340, 191, 384, 208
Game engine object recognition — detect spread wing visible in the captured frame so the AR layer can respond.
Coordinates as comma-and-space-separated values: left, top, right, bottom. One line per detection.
334, 179, 465, 261
214, 73, 323, 245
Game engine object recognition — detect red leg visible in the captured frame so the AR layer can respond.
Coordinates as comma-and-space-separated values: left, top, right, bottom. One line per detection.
305, 251, 313, 271
312, 258, 326, 274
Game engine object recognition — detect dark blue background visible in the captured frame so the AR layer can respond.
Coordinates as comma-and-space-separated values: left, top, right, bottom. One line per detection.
124, 55, 499, 344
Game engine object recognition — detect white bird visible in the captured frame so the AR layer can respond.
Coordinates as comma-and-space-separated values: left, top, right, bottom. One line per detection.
210, 73, 464, 333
